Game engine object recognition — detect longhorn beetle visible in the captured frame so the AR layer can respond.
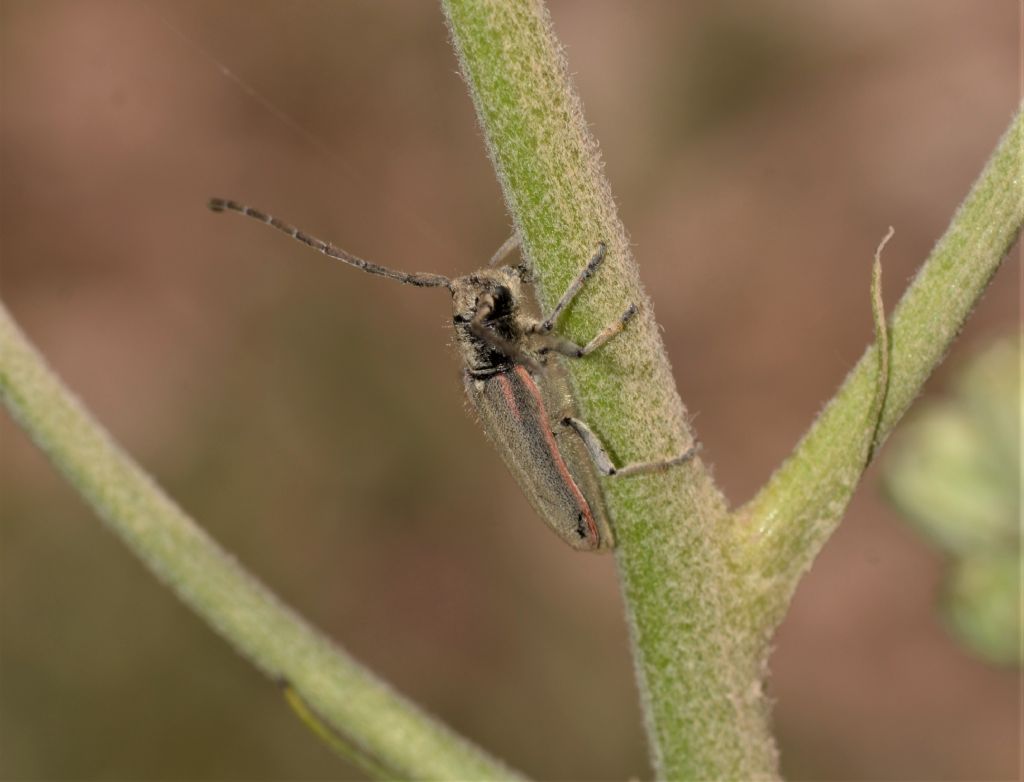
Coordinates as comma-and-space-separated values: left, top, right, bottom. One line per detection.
209, 198, 697, 551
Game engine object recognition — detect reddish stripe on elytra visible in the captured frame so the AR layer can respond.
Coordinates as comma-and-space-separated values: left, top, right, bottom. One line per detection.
513, 365, 599, 543
496, 373, 522, 423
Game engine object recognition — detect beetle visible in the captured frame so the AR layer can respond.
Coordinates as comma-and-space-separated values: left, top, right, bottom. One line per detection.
208, 198, 697, 551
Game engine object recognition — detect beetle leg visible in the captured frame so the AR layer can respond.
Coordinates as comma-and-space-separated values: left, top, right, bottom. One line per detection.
561, 416, 700, 477
534, 242, 607, 332
536, 303, 638, 358
560, 416, 618, 475
488, 234, 520, 267
577, 303, 637, 356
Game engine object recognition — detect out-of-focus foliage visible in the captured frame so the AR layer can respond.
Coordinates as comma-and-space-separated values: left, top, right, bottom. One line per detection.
883, 337, 1021, 666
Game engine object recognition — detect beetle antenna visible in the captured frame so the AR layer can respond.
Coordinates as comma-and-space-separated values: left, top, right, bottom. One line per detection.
208, 198, 452, 289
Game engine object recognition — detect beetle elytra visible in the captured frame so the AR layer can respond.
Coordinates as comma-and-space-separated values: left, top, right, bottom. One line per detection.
209, 198, 697, 551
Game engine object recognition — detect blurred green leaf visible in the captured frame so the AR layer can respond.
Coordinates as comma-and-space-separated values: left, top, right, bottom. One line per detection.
884, 336, 1021, 665
944, 551, 1021, 667
884, 400, 1014, 553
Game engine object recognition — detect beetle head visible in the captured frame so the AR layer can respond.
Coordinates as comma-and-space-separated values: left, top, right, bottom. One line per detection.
449, 266, 525, 326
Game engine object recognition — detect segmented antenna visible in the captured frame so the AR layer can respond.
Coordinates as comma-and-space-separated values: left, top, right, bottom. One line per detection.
208, 198, 452, 289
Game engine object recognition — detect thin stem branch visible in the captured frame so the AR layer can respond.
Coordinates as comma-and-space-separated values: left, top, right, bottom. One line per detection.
737, 104, 1024, 632
0, 302, 521, 782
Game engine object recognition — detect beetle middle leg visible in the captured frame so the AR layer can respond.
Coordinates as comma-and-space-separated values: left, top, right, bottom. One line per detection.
536, 303, 638, 359
561, 416, 700, 477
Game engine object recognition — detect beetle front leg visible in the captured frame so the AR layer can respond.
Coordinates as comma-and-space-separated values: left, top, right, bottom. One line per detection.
532, 242, 608, 333
561, 416, 700, 477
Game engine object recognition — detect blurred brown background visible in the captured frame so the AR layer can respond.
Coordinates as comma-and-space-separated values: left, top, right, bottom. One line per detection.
0, 1, 1019, 779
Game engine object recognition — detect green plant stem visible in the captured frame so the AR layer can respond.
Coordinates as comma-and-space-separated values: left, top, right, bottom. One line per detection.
443, 1, 777, 779
0, 302, 520, 781
5, 3, 1019, 778
737, 104, 1024, 633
